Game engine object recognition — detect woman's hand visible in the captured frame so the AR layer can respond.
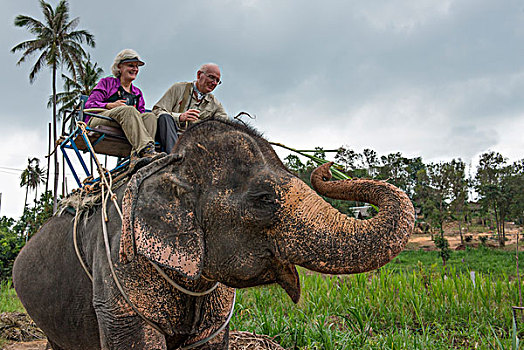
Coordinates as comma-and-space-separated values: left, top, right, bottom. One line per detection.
179, 109, 200, 122
106, 100, 127, 109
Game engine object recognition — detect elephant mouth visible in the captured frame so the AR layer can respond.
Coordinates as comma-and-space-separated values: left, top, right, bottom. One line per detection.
273, 259, 300, 303
219, 257, 300, 303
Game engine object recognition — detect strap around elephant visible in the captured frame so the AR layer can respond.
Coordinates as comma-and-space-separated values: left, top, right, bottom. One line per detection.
180, 289, 236, 350
151, 262, 219, 296
178, 82, 193, 113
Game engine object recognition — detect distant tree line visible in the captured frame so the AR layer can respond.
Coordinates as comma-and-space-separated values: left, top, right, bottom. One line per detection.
0, 192, 53, 280
284, 148, 524, 247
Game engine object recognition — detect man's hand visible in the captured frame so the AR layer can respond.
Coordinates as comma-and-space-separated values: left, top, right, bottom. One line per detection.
180, 109, 200, 122
106, 100, 127, 109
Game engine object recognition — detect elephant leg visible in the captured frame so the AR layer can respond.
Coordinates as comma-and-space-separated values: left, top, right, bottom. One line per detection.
97, 312, 167, 350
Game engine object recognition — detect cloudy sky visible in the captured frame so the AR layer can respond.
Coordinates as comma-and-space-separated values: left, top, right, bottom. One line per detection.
1, 0, 523, 218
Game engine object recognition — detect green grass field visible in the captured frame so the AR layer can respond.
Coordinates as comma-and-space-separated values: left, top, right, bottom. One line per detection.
0, 280, 23, 313
2, 247, 524, 349
231, 247, 524, 349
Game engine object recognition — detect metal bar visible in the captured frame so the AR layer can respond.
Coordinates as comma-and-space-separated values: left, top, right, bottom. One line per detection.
79, 131, 104, 175
60, 145, 82, 187
90, 134, 106, 148
69, 131, 92, 178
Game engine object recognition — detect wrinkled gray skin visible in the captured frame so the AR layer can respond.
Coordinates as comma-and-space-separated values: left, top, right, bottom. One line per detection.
13, 119, 414, 349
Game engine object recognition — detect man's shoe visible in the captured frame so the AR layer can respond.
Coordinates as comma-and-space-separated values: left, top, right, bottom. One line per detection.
128, 144, 167, 173
138, 143, 157, 157
139, 143, 166, 162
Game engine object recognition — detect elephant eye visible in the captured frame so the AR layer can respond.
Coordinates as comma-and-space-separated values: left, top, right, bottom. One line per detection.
258, 193, 274, 203
244, 188, 279, 226
247, 190, 276, 205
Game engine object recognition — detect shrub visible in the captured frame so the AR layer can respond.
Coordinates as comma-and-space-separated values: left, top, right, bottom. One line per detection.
433, 235, 451, 265
0, 219, 23, 280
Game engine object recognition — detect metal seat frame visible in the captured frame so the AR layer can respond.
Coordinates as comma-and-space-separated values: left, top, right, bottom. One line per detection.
59, 96, 131, 188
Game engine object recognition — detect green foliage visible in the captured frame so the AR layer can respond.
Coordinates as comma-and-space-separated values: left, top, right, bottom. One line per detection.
0, 192, 53, 281
0, 280, 24, 312
506, 159, 524, 228
0, 219, 23, 280
432, 235, 451, 265
475, 152, 509, 245
14, 191, 54, 240
283, 154, 306, 174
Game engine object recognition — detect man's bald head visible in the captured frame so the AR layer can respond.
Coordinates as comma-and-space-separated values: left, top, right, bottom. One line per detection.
196, 63, 222, 94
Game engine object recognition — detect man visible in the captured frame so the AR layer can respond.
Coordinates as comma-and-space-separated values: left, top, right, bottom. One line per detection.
153, 63, 228, 153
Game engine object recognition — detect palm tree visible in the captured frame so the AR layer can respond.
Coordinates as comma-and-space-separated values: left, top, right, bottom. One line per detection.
20, 158, 46, 211
48, 56, 104, 117
11, 0, 95, 213
20, 168, 30, 211
29, 160, 46, 204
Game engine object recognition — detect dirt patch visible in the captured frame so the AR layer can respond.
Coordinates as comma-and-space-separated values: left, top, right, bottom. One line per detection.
0, 312, 45, 344
230, 331, 285, 350
3, 340, 46, 350
408, 222, 522, 251
1, 312, 284, 350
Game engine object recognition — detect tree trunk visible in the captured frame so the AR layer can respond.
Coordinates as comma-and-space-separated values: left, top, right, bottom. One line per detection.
494, 203, 504, 246
52, 64, 59, 213
24, 185, 29, 211
45, 123, 51, 194
458, 218, 464, 245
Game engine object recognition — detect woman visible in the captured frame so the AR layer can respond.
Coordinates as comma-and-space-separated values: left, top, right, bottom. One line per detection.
85, 49, 162, 170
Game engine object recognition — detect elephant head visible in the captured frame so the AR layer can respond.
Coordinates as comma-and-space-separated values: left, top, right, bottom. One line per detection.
119, 119, 415, 303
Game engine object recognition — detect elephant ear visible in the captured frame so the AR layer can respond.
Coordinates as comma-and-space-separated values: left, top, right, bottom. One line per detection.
119, 154, 204, 280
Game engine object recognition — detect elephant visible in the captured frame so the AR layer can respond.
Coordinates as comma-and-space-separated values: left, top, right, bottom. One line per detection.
13, 118, 415, 349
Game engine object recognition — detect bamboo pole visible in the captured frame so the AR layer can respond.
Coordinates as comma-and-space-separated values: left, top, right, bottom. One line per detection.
269, 142, 350, 180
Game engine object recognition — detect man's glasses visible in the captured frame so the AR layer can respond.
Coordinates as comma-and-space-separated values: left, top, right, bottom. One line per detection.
202, 72, 222, 85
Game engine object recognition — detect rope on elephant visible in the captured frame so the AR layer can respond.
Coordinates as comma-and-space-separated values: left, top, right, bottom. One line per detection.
73, 210, 93, 281
151, 261, 219, 297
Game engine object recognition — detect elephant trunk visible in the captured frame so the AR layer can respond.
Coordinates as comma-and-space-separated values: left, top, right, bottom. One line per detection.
274, 162, 414, 275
